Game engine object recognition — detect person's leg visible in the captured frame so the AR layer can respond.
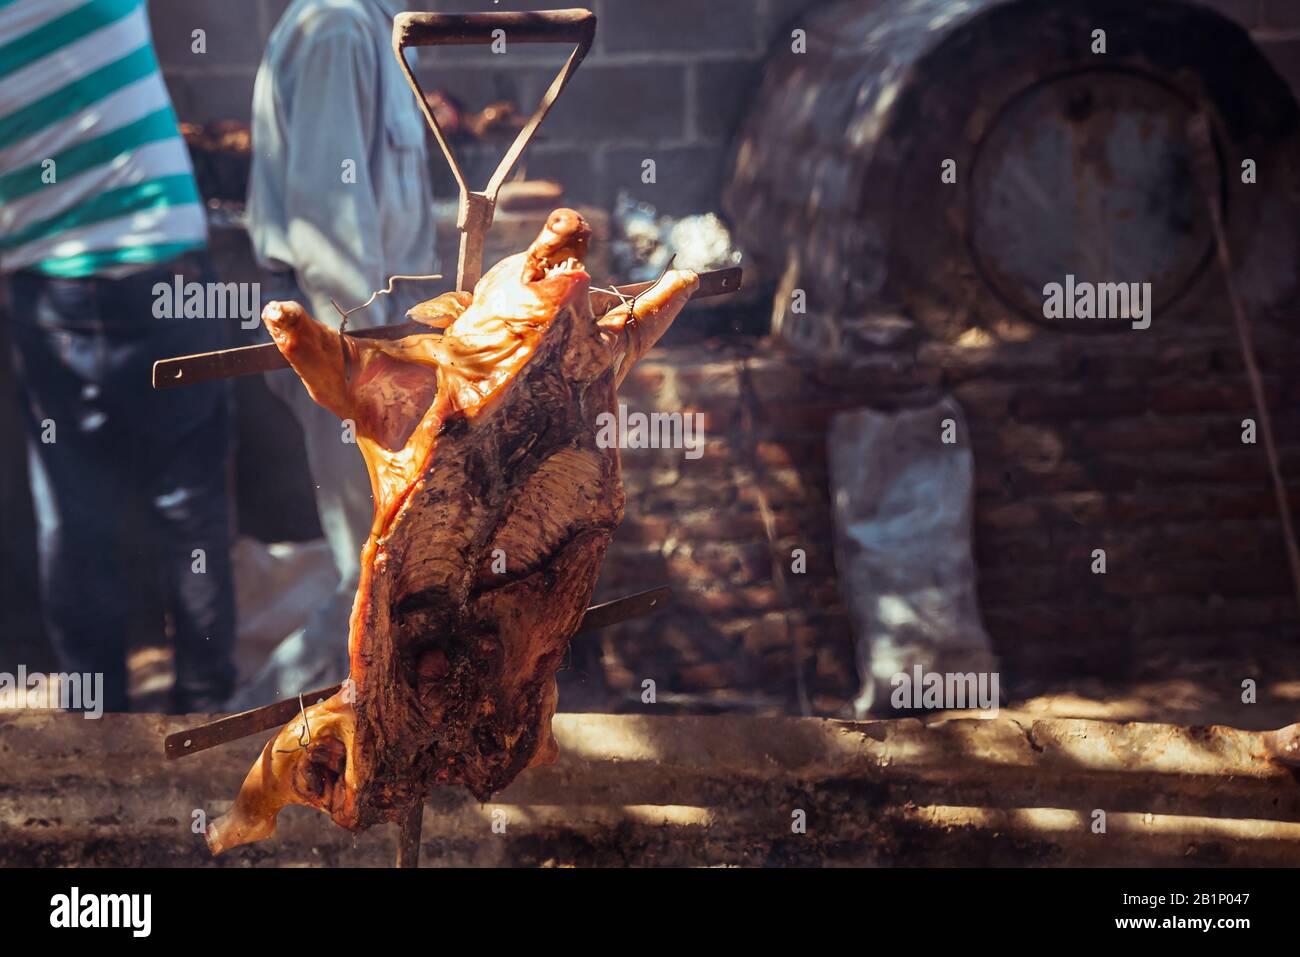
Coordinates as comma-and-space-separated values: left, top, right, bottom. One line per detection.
145, 399, 238, 711
226, 272, 372, 708
226, 371, 370, 707
7, 273, 131, 711
288, 381, 374, 590
109, 256, 238, 712
259, 269, 373, 590
24, 443, 132, 711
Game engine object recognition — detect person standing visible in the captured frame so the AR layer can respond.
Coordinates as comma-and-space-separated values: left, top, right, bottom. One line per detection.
0, 0, 237, 711
231, 0, 437, 707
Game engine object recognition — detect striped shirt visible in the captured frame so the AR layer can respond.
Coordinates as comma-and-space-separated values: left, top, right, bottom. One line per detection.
0, 0, 206, 278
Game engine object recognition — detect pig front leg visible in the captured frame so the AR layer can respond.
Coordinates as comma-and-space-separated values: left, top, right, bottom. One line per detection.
263, 300, 361, 422
597, 269, 699, 385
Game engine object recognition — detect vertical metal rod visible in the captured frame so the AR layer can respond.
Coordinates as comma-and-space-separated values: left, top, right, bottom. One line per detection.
396, 803, 424, 868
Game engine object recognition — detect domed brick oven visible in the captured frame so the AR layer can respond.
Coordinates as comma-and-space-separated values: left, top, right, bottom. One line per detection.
725, 0, 1300, 691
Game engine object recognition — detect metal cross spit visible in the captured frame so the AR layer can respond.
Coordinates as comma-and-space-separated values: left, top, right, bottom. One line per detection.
153, 9, 742, 867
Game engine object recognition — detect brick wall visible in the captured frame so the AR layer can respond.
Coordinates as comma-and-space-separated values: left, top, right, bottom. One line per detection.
578, 308, 1300, 717
151, 0, 813, 215
573, 0, 1300, 716
573, 341, 936, 715
151, 0, 1300, 215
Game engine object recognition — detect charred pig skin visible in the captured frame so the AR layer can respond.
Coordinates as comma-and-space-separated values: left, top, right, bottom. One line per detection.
208, 209, 697, 854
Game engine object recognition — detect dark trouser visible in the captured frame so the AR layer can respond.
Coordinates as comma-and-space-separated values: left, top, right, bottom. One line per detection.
7, 256, 237, 711
225, 268, 365, 709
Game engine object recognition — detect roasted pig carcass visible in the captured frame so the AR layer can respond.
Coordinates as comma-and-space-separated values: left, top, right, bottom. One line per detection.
207, 210, 697, 854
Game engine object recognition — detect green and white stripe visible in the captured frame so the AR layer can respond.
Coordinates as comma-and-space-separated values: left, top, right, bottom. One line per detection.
0, 0, 205, 277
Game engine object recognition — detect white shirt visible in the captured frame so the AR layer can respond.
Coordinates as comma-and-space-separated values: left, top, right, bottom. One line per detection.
247, 0, 437, 327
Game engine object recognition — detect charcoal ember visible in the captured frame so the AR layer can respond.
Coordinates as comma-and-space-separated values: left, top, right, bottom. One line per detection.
424, 90, 464, 136
467, 100, 524, 139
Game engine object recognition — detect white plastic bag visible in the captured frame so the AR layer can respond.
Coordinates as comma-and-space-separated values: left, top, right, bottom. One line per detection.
828, 397, 999, 717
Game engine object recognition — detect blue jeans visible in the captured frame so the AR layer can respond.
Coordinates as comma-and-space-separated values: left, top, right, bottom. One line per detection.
7, 257, 237, 711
